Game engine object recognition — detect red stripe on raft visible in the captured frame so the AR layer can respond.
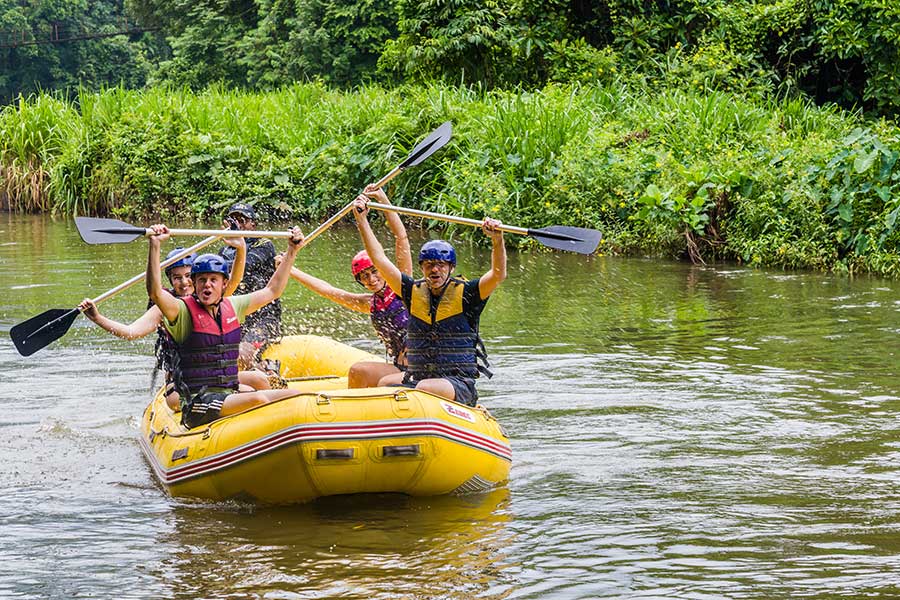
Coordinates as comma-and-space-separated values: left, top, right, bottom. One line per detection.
146, 419, 511, 485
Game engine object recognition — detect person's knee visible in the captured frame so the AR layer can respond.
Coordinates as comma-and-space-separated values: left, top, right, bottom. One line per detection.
378, 372, 404, 387
348, 362, 371, 388
240, 369, 270, 390
415, 379, 455, 400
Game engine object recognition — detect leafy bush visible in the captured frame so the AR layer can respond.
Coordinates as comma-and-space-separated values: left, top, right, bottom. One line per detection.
3, 82, 900, 276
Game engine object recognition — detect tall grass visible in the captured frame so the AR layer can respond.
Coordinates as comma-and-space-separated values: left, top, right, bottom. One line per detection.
2, 81, 899, 274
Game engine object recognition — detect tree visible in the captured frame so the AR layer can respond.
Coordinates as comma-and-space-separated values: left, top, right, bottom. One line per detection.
0, 0, 157, 103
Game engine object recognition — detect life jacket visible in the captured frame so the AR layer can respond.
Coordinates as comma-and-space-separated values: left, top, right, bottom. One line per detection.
404, 277, 491, 381
176, 295, 241, 395
370, 285, 409, 361
150, 288, 179, 389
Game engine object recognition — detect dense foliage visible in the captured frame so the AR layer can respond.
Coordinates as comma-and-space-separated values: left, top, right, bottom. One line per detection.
4, 1, 900, 275
3, 84, 899, 275
0, 0, 162, 103
6, 1, 900, 115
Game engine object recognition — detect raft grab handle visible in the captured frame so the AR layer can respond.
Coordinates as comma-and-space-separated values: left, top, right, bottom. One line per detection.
316, 448, 355, 460
383, 444, 421, 458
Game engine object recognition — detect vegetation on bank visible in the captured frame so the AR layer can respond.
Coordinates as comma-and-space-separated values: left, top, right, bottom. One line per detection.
2, 82, 900, 276
7, 1, 900, 118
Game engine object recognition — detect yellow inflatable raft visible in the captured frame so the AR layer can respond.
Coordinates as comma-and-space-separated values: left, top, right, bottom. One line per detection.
139, 335, 511, 504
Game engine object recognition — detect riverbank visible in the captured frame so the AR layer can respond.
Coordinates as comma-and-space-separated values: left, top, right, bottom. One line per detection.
2, 82, 899, 275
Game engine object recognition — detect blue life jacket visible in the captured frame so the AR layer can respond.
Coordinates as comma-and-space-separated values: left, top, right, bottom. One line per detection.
405, 277, 491, 381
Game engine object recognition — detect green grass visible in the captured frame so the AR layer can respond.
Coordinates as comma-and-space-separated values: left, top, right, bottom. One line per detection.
2, 81, 899, 276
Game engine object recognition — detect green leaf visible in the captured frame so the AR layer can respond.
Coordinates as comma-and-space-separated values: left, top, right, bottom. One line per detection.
838, 203, 853, 223
853, 150, 877, 174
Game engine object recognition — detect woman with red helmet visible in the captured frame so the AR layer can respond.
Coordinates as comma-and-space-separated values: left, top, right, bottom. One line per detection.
284, 184, 413, 388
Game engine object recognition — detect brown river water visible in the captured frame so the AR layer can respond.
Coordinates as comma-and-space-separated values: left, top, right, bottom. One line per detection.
1, 212, 900, 599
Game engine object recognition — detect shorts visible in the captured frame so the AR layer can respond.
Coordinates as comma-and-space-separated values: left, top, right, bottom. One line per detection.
181, 391, 229, 429
402, 375, 478, 407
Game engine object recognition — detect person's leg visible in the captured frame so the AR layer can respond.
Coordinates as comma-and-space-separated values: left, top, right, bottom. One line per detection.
239, 369, 270, 390
444, 376, 478, 407
348, 361, 401, 388
377, 371, 406, 386
220, 388, 301, 417
413, 377, 457, 401
414, 376, 478, 406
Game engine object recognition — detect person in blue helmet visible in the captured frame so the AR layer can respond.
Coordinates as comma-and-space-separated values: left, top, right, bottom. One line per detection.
351, 195, 507, 407
78, 235, 268, 409
147, 223, 305, 429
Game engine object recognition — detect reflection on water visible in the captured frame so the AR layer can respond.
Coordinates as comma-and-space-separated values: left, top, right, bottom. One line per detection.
155, 490, 513, 600
2, 213, 900, 598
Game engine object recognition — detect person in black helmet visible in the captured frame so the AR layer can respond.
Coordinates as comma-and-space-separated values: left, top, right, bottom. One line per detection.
219, 202, 282, 372
352, 195, 507, 407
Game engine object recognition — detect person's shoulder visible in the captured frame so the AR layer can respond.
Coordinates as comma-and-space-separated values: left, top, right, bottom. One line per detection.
462, 276, 488, 306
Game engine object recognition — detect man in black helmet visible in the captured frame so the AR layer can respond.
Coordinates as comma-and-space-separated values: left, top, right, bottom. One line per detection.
219, 202, 282, 371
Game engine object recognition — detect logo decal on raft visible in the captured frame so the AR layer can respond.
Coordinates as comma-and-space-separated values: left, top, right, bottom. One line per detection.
440, 401, 476, 423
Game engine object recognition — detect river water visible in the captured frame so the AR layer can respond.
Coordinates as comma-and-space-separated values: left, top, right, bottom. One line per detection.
1, 212, 899, 599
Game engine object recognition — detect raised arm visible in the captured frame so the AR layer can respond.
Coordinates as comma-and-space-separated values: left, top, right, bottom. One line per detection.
146, 225, 182, 321
353, 195, 403, 294
477, 217, 507, 299
363, 184, 412, 275
79, 299, 163, 340
289, 267, 370, 313
222, 233, 246, 296
245, 226, 304, 315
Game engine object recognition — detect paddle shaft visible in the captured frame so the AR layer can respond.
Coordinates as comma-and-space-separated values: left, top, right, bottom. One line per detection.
366, 202, 530, 236
91, 236, 220, 306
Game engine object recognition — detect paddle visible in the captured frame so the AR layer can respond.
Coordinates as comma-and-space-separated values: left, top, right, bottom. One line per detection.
365, 202, 602, 255
74, 122, 454, 246
10, 238, 219, 357
13, 122, 454, 356
371, 121, 452, 189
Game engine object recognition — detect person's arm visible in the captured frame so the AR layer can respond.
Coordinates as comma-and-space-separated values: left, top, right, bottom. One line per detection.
78, 299, 163, 340
244, 227, 304, 315
223, 233, 246, 296
146, 225, 182, 321
363, 184, 412, 275
352, 195, 403, 294
289, 267, 370, 313
477, 217, 507, 299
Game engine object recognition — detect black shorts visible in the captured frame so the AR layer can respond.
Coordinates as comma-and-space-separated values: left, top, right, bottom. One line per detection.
182, 391, 229, 429
402, 375, 478, 407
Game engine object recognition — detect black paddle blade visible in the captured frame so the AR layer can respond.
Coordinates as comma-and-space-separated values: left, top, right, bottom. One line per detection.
400, 121, 452, 169
527, 225, 603, 255
10, 308, 80, 356
75, 216, 147, 244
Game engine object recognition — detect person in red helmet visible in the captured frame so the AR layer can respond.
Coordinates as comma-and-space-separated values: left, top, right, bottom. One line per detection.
284, 185, 412, 387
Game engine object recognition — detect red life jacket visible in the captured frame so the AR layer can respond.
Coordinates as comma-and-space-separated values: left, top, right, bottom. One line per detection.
177, 296, 241, 394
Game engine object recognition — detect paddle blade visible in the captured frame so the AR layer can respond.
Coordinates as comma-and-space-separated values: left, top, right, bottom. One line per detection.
400, 121, 452, 169
10, 308, 80, 356
527, 226, 603, 255
75, 216, 147, 244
